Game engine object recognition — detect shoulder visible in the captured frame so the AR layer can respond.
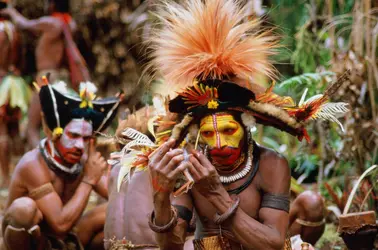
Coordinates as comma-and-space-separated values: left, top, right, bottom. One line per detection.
15, 149, 51, 188
35, 16, 63, 33
256, 145, 290, 192
258, 145, 289, 174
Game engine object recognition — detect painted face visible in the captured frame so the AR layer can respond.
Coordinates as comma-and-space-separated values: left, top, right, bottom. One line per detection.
200, 113, 245, 166
55, 119, 93, 164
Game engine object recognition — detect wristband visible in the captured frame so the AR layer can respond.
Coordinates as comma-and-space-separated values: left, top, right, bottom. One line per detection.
148, 206, 178, 233
213, 196, 240, 225
82, 179, 95, 188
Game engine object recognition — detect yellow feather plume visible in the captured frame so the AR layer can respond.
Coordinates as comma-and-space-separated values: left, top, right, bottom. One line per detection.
148, 0, 278, 89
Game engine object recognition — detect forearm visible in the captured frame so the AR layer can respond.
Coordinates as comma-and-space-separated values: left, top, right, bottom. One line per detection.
7, 9, 29, 30
208, 194, 285, 250
57, 182, 93, 232
153, 195, 187, 250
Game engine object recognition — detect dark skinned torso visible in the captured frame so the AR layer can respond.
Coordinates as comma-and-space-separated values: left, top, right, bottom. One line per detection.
190, 145, 290, 250
0, 29, 11, 77
34, 17, 65, 71
6, 149, 84, 237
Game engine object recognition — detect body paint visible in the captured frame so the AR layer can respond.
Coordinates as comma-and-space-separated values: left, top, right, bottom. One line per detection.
200, 113, 245, 167
55, 118, 93, 165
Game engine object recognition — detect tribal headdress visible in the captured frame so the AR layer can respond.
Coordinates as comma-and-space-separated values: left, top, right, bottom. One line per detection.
147, 0, 349, 143
112, 0, 349, 194
37, 77, 122, 138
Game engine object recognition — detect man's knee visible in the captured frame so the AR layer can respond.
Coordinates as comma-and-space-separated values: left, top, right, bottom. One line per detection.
296, 191, 325, 219
4, 197, 42, 230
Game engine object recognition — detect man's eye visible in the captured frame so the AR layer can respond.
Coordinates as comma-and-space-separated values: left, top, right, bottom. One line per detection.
201, 131, 214, 137
68, 133, 80, 138
223, 128, 236, 134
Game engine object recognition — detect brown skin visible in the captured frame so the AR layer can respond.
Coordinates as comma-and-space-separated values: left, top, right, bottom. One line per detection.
104, 163, 194, 250
150, 138, 291, 250
0, 19, 20, 187
0, 5, 76, 72
0, 23, 12, 77
289, 191, 326, 245
0, 118, 10, 188
1, 139, 108, 250
0, 5, 77, 149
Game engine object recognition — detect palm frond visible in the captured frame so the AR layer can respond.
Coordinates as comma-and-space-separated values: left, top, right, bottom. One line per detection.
279, 71, 335, 90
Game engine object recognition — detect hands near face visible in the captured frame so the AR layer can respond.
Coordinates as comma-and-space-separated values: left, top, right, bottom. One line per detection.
148, 139, 190, 197
188, 150, 223, 198
83, 139, 107, 186
148, 139, 223, 199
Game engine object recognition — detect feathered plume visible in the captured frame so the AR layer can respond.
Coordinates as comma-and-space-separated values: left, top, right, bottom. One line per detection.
116, 128, 157, 191
285, 71, 350, 132
148, 0, 278, 88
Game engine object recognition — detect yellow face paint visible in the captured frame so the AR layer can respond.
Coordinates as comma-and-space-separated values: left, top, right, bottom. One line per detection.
200, 113, 244, 149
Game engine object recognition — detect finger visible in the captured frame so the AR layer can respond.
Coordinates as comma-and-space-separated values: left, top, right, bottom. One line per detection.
168, 161, 191, 179
88, 139, 96, 156
193, 150, 213, 169
150, 139, 176, 163
187, 159, 201, 182
189, 154, 207, 175
158, 148, 183, 168
162, 154, 184, 173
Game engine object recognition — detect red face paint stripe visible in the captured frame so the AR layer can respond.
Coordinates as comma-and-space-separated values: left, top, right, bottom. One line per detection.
212, 114, 221, 148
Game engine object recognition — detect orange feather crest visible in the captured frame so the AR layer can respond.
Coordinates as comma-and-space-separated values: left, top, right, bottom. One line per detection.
148, 0, 278, 88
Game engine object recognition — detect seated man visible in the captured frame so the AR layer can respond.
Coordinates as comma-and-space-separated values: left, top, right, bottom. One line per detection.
141, 0, 348, 249
1, 80, 121, 250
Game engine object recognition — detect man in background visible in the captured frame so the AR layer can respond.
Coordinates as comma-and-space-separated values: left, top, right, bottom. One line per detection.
0, 0, 90, 148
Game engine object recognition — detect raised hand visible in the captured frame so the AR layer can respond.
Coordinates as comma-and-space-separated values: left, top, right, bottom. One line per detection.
148, 139, 191, 198
83, 139, 107, 185
188, 150, 223, 198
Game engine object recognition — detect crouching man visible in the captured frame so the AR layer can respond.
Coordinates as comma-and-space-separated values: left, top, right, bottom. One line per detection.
1, 81, 120, 250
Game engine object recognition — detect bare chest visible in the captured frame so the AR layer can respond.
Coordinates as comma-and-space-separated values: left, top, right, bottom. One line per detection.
49, 170, 82, 204
194, 184, 261, 222
192, 173, 262, 236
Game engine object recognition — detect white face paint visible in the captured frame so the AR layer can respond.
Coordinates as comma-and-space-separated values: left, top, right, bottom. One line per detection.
55, 119, 93, 164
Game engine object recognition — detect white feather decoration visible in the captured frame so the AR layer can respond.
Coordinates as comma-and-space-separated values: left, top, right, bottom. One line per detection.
311, 102, 349, 132
79, 81, 98, 95
122, 128, 156, 150
52, 81, 69, 95
115, 128, 157, 191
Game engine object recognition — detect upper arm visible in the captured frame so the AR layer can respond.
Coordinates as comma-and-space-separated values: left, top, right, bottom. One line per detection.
20, 161, 65, 233
18, 17, 59, 35
258, 150, 290, 237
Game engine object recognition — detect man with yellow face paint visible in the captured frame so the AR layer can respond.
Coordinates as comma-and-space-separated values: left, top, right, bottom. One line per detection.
143, 0, 348, 249
200, 113, 244, 167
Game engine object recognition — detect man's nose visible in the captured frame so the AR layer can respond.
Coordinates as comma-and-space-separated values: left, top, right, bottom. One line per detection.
215, 134, 227, 148
74, 138, 84, 149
